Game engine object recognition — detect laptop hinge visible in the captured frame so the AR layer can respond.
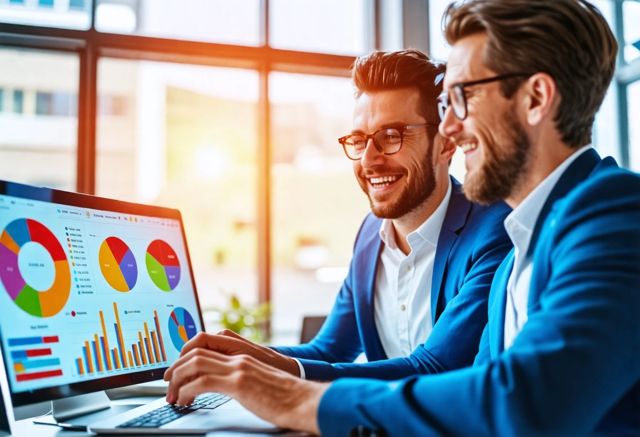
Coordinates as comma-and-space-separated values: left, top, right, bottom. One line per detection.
51, 391, 111, 421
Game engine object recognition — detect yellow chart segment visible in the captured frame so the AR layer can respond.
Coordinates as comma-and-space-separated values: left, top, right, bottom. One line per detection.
99, 241, 129, 291
178, 325, 189, 343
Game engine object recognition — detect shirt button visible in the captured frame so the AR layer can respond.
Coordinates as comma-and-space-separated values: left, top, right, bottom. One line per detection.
400, 304, 406, 311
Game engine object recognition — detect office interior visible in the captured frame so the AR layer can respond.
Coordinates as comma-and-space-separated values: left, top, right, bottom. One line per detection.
0, 2, 639, 432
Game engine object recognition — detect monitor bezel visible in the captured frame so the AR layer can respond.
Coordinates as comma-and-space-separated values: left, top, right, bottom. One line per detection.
0, 180, 205, 407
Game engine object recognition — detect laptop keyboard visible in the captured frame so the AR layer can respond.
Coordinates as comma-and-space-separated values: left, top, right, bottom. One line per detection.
117, 392, 231, 428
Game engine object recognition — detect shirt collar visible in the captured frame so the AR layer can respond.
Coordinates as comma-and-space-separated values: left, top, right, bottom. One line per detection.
504, 145, 592, 256
379, 178, 452, 251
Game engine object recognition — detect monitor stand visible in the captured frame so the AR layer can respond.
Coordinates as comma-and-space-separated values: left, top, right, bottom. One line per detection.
52, 391, 111, 421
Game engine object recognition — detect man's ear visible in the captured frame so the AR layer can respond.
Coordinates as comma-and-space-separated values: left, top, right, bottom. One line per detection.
523, 72, 558, 126
435, 133, 456, 164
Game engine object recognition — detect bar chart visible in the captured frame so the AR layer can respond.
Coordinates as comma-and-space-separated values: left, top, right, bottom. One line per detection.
74, 302, 168, 376
7, 335, 63, 382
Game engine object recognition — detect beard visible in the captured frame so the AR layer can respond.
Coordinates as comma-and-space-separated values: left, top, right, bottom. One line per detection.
463, 116, 530, 205
358, 148, 437, 219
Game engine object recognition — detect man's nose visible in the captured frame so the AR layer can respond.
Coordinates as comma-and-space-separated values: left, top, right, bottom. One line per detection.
439, 105, 463, 140
360, 138, 384, 167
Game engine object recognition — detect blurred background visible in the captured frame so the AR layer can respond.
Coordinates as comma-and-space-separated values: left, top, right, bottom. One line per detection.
0, 0, 638, 344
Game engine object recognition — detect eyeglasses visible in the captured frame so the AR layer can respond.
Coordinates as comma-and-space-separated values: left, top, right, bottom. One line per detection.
437, 73, 531, 121
338, 123, 436, 161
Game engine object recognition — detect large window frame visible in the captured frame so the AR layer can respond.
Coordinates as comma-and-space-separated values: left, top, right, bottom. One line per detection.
0, 1, 385, 334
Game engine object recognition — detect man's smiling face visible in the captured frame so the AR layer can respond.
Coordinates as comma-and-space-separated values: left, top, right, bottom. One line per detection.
439, 33, 531, 205
352, 87, 437, 218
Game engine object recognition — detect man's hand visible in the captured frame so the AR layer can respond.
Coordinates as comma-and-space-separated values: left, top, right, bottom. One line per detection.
166, 329, 301, 377
164, 348, 328, 434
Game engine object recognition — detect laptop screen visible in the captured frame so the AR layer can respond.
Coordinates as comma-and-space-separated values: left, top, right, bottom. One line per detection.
0, 181, 203, 407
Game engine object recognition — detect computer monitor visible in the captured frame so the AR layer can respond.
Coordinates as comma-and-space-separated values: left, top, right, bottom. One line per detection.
0, 180, 204, 418
0, 348, 15, 435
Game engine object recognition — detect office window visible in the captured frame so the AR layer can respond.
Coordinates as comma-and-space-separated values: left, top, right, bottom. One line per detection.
69, 0, 84, 11
0, 48, 78, 190
96, 58, 260, 313
35, 91, 77, 116
270, 73, 369, 343
11, 89, 23, 114
428, 0, 452, 62
0, 0, 91, 29
270, 0, 371, 55
623, 1, 640, 63
628, 81, 640, 171
95, 0, 261, 45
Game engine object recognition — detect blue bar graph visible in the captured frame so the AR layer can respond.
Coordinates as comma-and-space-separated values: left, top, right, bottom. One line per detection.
14, 358, 61, 371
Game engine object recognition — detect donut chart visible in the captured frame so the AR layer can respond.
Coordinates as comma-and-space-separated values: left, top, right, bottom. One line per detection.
0, 218, 71, 317
99, 237, 137, 292
167, 307, 197, 351
146, 240, 180, 291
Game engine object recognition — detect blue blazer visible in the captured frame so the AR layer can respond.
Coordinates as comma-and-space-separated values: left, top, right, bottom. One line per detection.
318, 149, 640, 436
274, 178, 512, 381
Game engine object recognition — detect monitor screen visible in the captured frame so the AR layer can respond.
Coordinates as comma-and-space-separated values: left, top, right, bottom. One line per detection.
0, 181, 203, 407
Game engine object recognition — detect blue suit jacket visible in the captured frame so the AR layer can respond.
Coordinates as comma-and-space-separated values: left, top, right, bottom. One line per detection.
274, 178, 512, 381
319, 149, 640, 436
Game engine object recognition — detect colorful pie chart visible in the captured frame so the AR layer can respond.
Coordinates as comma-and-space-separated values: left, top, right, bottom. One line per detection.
99, 236, 137, 292
0, 218, 71, 317
168, 307, 197, 351
146, 240, 180, 291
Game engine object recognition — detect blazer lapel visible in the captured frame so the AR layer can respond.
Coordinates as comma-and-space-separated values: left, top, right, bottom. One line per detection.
489, 251, 514, 356
431, 178, 470, 321
353, 219, 387, 359
526, 148, 602, 258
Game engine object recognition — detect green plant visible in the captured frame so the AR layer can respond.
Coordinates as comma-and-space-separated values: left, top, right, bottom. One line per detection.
207, 293, 270, 343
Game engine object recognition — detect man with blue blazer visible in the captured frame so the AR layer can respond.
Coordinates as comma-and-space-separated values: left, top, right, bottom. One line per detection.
164, 1, 640, 435
165, 50, 511, 380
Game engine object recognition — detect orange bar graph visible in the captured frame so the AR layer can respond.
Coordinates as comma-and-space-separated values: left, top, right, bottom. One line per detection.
133, 344, 141, 366
74, 303, 169, 376
154, 310, 168, 362
138, 333, 148, 365
93, 334, 104, 372
84, 341, 94, 374
144, 322, 154, 364
112, 348, 120, 369
113, 303, 128, 368
99, 310, 113, 371
151, 331, 161, 363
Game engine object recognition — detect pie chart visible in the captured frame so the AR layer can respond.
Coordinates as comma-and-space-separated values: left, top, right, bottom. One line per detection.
0, 218, 71, 317
146, 240, 180, 292
167, 307, 197, 351
99, 236, 137, 292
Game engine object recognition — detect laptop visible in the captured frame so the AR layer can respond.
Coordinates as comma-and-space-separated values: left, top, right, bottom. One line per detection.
0, 180, 277, 434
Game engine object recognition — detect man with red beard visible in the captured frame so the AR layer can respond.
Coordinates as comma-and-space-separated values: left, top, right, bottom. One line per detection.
164, 50, 511, 382
163, 1, 640, 436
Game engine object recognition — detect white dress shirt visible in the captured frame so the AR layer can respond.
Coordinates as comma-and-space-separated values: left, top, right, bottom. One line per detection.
503, 146, 592, 349
373, 180, 452, 358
